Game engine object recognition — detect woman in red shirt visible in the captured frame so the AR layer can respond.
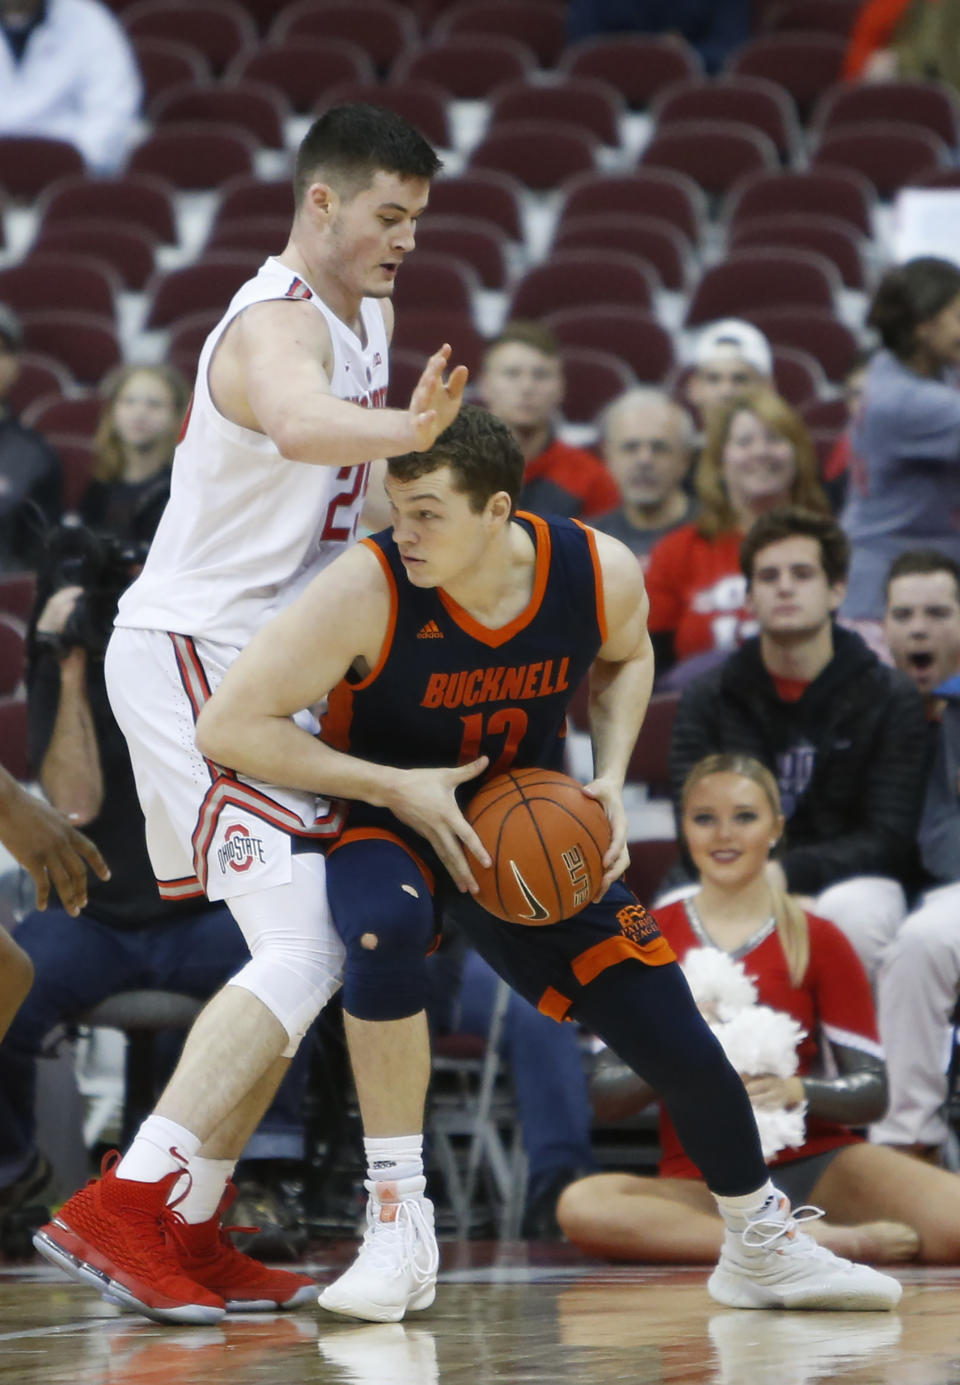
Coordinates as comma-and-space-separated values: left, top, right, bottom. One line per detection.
645, 392, 829, 676
558, 753, 960, 1264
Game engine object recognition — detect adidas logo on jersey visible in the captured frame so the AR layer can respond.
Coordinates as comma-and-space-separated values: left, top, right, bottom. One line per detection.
417, 620, 443, 639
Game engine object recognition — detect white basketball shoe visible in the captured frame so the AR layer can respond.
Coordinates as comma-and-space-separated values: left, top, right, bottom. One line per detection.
317, 1176, 439, 1323
708, 1196, 902, 1312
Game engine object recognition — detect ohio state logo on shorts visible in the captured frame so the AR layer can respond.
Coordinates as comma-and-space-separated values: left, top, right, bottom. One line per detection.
217, 823, 267, 875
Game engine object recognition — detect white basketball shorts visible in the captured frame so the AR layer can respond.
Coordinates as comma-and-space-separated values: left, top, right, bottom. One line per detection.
105, 626, 343, 903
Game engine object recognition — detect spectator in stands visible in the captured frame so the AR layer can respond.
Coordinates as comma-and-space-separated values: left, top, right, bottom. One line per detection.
426, 929, 595, 1240
593, 387, 697, 570
566, 0, 751, 73
0, 563, 310, 1249
685, 319, 774, 434
645, 390, 829, 678
478, 321, 619, 520
0, 303, 63, 573
666, 507, 928, 983
844, 0, 960, 90
820, 349, 874, 515
0, 0, 142, 173
842, 258, 960, 621
870, 550, 960, 1162
81, 365, 189, 542
557, 753, 960, 1267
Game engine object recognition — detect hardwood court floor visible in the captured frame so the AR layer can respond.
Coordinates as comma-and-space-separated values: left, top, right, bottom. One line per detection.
2, 1243, 960, 1384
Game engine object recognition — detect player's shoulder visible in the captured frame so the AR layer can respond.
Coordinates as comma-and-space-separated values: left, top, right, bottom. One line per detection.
586, 524, 646, 594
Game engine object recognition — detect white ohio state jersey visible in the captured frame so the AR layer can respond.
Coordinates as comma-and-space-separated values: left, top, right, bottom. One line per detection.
116, 257, 390, 645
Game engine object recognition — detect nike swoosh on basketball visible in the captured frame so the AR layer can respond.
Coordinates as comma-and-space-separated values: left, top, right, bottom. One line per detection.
509, 861, 550, 922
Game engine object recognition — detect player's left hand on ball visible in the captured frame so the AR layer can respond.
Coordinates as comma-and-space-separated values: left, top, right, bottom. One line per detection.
582, 777, 628, 898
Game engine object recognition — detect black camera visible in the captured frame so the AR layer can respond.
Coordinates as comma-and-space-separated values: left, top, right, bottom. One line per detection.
34, 521, 149, 658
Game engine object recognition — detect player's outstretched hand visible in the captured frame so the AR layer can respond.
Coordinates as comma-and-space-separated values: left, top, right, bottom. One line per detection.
408, 344, 469, 453
0, 776, 110, 917
581, 776, 629, 899
386, 756, 491, 893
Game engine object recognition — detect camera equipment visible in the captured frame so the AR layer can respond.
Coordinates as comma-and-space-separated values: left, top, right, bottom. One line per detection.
34, 520, 149, 658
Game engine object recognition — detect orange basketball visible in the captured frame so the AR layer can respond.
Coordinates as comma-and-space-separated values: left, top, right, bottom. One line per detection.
465, 768, 611, 926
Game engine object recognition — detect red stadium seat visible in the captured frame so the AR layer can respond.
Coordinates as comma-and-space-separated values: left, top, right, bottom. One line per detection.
387, 349, 429, 409
19, 313, 122, 386
553, 215, 692, 291
469, 120, 597, 191
0, 137, 84, 200
434, 0, 567, 68
212, 176, 294, 231
729, 212, 866, 290
411, 217, 508, 290
205, 217, 289, 255
133, 36, 211, 102
726, 33, 846, 119
487, 76, 623, 146
167, 311, 220, 382
812, 79, 960, 147
6, 353, 72, 416
270, 0, 417, 71
122, 0, 257, 73
321, 80, 452, 149
44, 434, 97, 512
685, 248, 838, 327
146, 252, 263, 329
509, 250, 657, 319
32, 221, 157, 291
746, 307, 860, 381
560, 34, 702, 109
391, 35, 536, 99
558, 347, 635, 424
38, 173, 177, 243
426, 170, 525, 239
129, 125, 256, 191
390, 309, 486, 375
544, 307, 675, 383
625, 839, 681, 907
812, 123, 946, 199
772, 345, 826, 407
0, 257, 119, 321
23, 393, 101, 440
0, 574, 37, 624
725, 166, 875, 237
226, 39, 375, 111
390, 252, 480, 315
800, 396, 849, 431
558, 168, 706, 245
763, 0, 860, 33
626, 692, 680, 790
641, 121, 778, 201
150, 81, 289, 148
651, 75, 800, 162
0, 697, 29, 782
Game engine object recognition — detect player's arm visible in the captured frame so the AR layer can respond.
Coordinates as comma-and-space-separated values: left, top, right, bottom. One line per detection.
194, 545, 490, 891
583, 531, 656, 892
217, 299, 467, 467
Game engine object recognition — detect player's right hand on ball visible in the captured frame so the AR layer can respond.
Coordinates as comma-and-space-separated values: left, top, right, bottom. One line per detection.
408, 344, 468, 453
387, 756, 491, 893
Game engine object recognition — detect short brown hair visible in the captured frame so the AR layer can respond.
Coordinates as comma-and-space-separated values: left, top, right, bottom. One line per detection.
482, 320, 561, 367
695, 389, 829, 539
885, 549, 960, 603
388, 404, 524, 513
740, 505, 850, 587
294, 103, 441, 207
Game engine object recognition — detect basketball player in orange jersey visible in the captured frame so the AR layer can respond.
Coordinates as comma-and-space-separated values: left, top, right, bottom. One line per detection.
33, 104, 470, 1326
198, 405, 902, 1316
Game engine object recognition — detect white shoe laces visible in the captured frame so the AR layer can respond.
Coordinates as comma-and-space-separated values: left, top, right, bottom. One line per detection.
742, 1203, 828, 1254
361, 1196, 439, 1289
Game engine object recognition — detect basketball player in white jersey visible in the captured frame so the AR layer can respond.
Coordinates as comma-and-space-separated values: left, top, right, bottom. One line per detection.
33, 104, 470, 1326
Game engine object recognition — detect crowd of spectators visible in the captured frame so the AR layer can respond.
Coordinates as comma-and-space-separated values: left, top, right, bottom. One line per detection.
2, 0, 960, 1259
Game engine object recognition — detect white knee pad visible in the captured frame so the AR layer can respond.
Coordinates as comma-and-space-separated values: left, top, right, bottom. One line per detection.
226, 853, 345, 1057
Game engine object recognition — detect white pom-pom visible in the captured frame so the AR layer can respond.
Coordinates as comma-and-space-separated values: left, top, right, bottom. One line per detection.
681, 946, 757, 1022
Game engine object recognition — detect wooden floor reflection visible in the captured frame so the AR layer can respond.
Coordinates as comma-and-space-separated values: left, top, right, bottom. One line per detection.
3, 1244, 960, 1384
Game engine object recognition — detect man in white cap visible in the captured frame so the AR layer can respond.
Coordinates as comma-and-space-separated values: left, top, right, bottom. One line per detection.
686, 318, 774, 428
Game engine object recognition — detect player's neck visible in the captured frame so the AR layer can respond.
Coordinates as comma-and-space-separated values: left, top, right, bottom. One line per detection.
276, 241, 363, 333
440, 521, 535, 629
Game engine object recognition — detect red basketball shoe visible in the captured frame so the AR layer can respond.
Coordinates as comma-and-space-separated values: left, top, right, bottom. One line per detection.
170, 1183, 316, 1311
33, 1153, 225, 1325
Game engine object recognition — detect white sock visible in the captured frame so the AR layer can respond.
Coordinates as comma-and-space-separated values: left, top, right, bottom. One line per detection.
116, 1116, 201, 1184
364, 1134, 424, 1186
176, 1155, 235, 1224
714, 1179, 781, 1232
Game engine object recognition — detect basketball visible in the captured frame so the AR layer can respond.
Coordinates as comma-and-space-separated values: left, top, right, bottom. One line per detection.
465, 768, 612, 926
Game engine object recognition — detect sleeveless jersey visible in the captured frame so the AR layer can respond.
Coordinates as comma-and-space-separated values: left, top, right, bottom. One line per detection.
116, 256, 389, 646
322, 512, 607, 835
